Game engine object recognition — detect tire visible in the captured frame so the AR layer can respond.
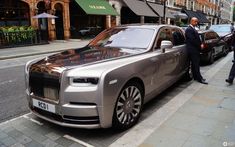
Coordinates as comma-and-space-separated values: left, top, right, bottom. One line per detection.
222, 45, 229, 56
112, 82, 143, 130
208, 49, 215, 64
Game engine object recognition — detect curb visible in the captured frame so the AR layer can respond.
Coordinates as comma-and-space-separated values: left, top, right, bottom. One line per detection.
0, 49, 68, 60
0, 39, 91, 60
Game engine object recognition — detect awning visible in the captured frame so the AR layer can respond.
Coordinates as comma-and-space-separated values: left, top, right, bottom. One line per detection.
147, 2, 175, 19
183, 9, 198, 18
196, 11, 210, 23
74, 0, 119, 16
123, 0, 158, 17
182, 9, 210, 23
32, 12, 58, 19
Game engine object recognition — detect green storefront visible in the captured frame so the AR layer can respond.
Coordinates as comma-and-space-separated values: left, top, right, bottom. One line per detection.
69, 0, 118, 39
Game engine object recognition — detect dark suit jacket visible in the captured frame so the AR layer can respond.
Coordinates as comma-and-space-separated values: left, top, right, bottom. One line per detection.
185, 26, 202, 54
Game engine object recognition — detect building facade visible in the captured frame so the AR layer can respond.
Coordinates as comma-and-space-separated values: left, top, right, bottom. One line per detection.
0, 0, 234, 42
0, 0, 118, 41
219, 0, 233, 23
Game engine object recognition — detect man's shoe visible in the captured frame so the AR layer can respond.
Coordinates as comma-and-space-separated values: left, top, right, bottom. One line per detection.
225, 79, 233, 84
202, 78, 206, 82
198, 80, 208, 84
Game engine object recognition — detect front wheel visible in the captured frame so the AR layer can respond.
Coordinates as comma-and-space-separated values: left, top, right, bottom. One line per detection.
222, 45, 229, 56
112, 82, 143, 130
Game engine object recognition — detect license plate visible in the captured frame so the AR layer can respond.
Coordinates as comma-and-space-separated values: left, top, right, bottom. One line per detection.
32, 99, 55, 113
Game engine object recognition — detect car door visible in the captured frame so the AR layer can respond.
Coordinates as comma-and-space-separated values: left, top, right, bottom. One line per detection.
206, 32, 223, 55
152, 27, 180, 90
171, 28, 188, 75
213, 32, 224, 54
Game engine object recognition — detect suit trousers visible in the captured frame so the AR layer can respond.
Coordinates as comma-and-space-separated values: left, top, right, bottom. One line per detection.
228, 61, 235, 81
189, 53, 203, 81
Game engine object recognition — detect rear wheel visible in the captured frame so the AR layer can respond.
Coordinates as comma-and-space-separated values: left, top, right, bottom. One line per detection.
112, 82, 143, 130
208, 49, 215, 64
222, 45, 229, 56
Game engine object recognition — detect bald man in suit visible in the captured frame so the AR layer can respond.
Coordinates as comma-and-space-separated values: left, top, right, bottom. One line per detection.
185, 17, 208, 84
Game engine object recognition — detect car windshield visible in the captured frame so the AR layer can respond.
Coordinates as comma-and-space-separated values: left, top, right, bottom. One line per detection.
210, 25, 230, 33
88, 27, 155, 50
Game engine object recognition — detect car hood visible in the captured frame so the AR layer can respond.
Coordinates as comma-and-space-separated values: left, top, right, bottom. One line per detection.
29, 46, 138, 76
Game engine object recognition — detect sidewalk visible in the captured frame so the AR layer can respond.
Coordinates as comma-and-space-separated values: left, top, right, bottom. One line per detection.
140, 56, 235, 147
0, 39, 90, 60
110, 53, 235, 147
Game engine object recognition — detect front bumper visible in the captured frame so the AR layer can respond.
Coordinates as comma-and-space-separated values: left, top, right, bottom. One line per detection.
28, 94, 101, 129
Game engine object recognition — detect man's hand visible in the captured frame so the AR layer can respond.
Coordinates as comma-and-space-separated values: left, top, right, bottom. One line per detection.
200, 44, 204, 49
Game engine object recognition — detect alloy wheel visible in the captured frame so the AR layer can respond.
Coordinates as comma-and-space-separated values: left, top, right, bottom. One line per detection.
113, 82, 143, 129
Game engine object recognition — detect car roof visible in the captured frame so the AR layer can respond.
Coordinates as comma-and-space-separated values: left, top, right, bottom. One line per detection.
210, 24, 230, 27
198, 30, 216, 34
115, 24, 182, 30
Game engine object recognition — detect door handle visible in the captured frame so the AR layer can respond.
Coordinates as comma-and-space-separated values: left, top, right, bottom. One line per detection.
150, 57, 158, 62
174, 52, 181, 56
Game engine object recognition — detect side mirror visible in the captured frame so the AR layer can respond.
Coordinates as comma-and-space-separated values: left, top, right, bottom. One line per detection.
160, 40, 173, 53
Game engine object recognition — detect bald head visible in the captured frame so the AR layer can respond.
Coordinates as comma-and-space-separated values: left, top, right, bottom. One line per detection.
190, 17, 199, 27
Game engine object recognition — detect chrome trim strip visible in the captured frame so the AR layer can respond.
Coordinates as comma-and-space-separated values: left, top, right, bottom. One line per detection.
30, 94, 59, 104
31, 111, 101, 129
109, 79, 117, 85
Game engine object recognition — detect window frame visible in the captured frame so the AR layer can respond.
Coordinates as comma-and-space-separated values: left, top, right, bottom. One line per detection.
153, 26, 185, 51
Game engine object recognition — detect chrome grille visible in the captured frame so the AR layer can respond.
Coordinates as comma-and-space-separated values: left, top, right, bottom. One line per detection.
29, 72, 60, 101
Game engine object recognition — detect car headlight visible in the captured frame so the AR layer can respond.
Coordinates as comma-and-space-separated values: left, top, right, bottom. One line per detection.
69, 77, 99, 87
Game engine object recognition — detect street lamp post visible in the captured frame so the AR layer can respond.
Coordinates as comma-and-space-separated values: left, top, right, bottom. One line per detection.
163, 0, 166, 24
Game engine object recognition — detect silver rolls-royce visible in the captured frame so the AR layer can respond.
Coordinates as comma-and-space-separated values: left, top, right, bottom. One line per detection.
25, 24, 189, 129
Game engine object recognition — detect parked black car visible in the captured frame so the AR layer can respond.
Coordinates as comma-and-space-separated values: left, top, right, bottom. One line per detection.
199, 30, 229, 64
78, 26, 102, 37
209, 24, 233, 50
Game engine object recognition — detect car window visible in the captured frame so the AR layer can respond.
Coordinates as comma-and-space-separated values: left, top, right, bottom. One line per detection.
211, 32, 219, 39
205, 32, 217, 40
210, 25, 230, 33
172, 28, 185, 46
156, 28, 173, 49
204, 33, 209, 40
89, 27, 155, 49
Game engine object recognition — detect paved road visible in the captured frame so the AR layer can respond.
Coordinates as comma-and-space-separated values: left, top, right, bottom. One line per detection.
0, 53, 224, 146
0, 54, 53, 123
0, 78, 193, 147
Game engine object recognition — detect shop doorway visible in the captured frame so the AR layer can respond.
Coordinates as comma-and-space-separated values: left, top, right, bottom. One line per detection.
55, 3, 64, 40
37, 1, 48, 41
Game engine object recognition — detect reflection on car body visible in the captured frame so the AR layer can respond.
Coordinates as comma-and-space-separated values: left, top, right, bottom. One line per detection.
199, 30, 229, 64
79, 26, 102, 37
25, 24, 190, 129
209, 24, 233, 50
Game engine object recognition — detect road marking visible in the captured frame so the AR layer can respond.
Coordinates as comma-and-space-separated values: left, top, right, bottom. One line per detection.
109, 53, 233, 147
63, 135, 94, 147
0, 79, 16, 86
23, 115, 43, 126
0, 113, 31, 126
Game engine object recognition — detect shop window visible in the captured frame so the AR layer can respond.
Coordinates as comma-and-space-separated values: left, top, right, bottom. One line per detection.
0, 0, 30, 26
